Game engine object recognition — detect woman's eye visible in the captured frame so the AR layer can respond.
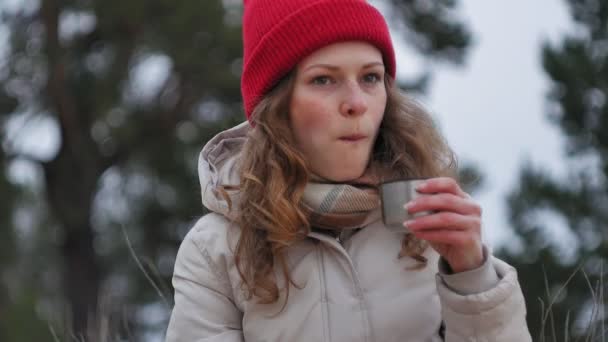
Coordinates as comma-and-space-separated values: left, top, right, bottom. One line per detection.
311, 76, 332, 85
363, 73, 382, 84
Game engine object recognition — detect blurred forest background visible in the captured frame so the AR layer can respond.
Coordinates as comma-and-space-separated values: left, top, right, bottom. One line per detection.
0, 0, 606, 341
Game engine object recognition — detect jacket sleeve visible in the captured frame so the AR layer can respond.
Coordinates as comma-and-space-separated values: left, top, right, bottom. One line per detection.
165, 225, 244, 342
435, 247, 532, 341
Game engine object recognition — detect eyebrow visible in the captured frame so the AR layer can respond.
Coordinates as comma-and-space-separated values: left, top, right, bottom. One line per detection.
303, 62, 385, 72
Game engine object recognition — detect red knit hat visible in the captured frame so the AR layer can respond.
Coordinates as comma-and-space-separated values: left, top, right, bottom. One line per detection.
241, 0, 396, 121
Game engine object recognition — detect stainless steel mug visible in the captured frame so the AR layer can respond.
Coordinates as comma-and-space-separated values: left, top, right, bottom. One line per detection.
380, 178, 434, 233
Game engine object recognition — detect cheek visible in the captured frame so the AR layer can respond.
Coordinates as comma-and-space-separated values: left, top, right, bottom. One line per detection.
290, 93, 332, 139
371, 92, 387, 126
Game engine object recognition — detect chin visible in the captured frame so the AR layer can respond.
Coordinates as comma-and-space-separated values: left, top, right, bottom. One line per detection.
318, 163, 368, 182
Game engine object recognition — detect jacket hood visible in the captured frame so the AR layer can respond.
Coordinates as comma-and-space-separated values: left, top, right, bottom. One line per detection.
198, 121, 250, 219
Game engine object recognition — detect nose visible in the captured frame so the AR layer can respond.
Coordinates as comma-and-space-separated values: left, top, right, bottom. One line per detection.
339, 82, 368, 117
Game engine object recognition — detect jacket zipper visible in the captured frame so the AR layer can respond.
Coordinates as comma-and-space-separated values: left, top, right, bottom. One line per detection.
311, 232, 372, 342
316, 244, 331, 342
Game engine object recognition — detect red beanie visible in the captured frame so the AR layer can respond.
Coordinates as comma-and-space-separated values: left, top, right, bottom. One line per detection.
241, 0, 396, 122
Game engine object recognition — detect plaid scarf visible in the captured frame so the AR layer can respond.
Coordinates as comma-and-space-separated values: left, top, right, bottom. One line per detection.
302, 168, 384, 231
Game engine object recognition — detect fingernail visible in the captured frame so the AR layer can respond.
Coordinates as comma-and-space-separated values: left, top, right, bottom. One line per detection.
404, 201, 415, 210
416, 182, 427, 190
403, 220, 415, 228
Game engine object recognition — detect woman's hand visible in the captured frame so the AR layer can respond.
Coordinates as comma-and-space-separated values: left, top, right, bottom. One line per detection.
403, 177, 483, 273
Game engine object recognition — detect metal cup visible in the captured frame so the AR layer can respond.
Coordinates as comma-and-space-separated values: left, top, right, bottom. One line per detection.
380, 178, 433, 233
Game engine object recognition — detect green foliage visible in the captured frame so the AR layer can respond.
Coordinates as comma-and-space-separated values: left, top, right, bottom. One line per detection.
1, 290, 54, 342
503, 0, 608, 339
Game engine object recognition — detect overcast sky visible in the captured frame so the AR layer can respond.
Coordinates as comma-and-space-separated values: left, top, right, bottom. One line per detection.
1, 0, 578, 254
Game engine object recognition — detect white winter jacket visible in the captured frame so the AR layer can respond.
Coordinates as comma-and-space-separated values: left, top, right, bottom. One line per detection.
165, 122, 532, 342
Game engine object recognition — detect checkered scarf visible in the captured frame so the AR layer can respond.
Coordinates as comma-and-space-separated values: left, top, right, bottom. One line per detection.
301, 169, 384, 231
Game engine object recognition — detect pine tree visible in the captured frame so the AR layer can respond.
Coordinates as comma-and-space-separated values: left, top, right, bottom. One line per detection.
503, 0, 608, 340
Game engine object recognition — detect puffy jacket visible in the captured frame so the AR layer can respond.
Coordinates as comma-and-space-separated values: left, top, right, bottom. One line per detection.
165, 122, 532, 342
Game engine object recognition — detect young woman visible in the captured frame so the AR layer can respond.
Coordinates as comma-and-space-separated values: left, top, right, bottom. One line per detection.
166, 0, 532, 341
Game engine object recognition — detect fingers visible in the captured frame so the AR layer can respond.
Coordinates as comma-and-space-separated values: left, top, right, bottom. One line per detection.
404, 177, 482, 247
404, 211, 481, 237
416, 177, 469, 198
405, 193, 482, 217
407, 227, 479, 246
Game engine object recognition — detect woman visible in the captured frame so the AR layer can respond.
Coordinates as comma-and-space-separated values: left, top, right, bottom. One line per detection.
166, 0, 532, 341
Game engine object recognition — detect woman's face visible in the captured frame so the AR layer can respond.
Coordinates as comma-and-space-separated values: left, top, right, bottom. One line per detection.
289, 41, 387, 182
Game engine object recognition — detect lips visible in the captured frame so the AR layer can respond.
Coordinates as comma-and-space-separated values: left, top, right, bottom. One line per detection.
339, 134, 367, 142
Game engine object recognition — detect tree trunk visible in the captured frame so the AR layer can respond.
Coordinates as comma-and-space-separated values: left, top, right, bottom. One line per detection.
44, 144, 103, 337
62, 224, 101, 337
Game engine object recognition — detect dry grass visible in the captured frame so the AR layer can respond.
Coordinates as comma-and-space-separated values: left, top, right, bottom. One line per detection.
46, 225, 173, 342
538, 261, 606, 342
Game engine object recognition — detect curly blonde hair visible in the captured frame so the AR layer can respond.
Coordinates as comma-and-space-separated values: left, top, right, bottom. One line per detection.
226, 72, 458, 308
